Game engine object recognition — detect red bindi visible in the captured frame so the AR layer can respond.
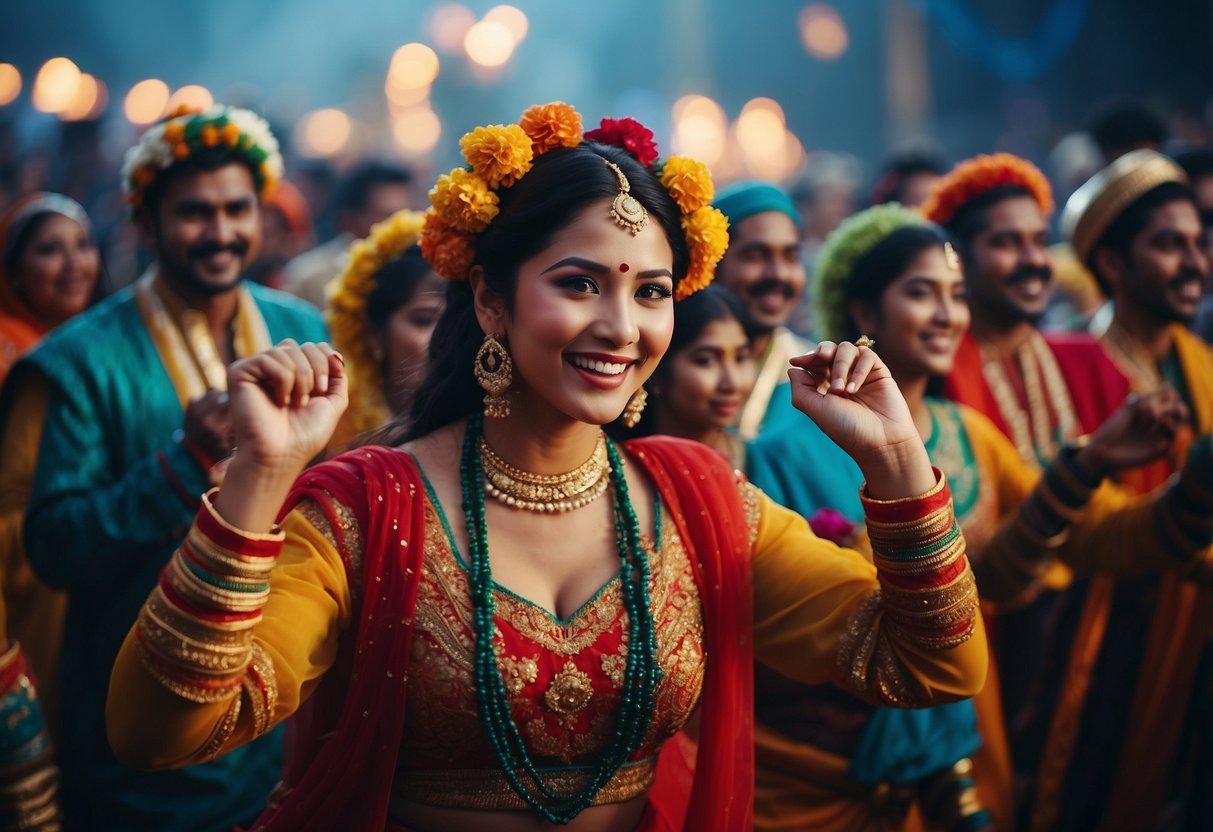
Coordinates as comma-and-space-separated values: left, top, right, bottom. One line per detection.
619, 263, 630, 272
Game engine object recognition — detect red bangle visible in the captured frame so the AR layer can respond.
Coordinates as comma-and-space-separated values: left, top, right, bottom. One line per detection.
181, 434, 220, 472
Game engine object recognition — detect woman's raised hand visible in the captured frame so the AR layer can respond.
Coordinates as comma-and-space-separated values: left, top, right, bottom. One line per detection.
788, 341, 936, 498
227, 340, 348, 474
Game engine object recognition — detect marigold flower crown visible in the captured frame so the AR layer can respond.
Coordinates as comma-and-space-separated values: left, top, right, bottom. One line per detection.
419, 101, 729, 301
120, 104, 285, 216
328, 209, 427, 434
920, 152, 1054, 228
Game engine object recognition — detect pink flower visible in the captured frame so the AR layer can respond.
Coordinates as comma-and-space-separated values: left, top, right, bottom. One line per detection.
584, 117, 659, 167
807, 508, 858, 547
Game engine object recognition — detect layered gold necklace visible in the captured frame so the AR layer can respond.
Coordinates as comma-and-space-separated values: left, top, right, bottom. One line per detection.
479, 433, 611, 512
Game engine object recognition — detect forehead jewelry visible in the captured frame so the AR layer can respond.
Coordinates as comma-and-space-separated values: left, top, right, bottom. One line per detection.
604, 160, 648, 235
943, 241, 961, 271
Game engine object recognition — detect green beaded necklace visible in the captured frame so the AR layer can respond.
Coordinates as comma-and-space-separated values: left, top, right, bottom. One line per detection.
460, 414, 659, 824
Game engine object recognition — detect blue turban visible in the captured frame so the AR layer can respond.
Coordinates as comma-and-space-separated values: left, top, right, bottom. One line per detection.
711, 180, 802, 230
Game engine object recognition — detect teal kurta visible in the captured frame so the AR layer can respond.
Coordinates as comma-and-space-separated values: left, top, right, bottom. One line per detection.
19, 282, 325, 831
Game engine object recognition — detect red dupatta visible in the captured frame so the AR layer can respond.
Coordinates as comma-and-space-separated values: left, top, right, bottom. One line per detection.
251, 436, 755, 831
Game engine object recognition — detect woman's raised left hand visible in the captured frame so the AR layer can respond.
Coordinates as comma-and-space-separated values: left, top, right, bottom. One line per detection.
788, 341, 936, 498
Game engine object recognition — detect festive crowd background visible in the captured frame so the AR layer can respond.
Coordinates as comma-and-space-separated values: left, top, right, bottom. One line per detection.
1, 1, 1213, 830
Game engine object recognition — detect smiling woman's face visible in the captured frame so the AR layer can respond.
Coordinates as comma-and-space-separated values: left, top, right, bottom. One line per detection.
481, 198, 676, 427
654, 317, 754, 434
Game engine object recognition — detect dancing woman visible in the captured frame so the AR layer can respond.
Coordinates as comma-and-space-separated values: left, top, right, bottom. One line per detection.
107, 104, 987, 831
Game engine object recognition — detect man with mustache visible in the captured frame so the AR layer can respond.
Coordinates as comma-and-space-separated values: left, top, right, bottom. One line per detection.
921, 153, 1131, 468
711, 181, 810, 441
1, 105, 325, 830
1020, 149, 1213, 832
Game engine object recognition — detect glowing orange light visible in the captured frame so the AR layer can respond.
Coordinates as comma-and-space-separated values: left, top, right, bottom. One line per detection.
672, 94, 727, 166
32, 58, 81, 113
124, 78, 170, 124
389, 43, 440, 91
0, 64, 22, 107
392, 106, 443, 156
464, 20, 516, 68
60, 74, 108, 121
296, 108, 352, 158
166, 85, 214, 114
428, 3, 477, 53
799, 4, 848, 60
484, 5, 528, 42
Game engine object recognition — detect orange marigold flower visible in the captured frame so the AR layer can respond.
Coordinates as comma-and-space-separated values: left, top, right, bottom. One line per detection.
659, 156, 714, 214
921, 153, 1054, 227
677, 206, 729, 300
164, 104, 202, 120
163, 121, 186, 144
519, 102, 583, 155
429, 168, 499, 233
171, 142, 191, 161
132, 166, 156, 188
201, 125, 220, 147
220, 122, 242, 147
460, 124, 534, 188
420, 213, 476, 280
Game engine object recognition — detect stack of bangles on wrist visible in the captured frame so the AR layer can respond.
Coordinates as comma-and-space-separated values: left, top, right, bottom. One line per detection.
135, 491, 282, 738
0, 643, 60, 829
861, 470, 978, 650
1157, 436, 1213, 562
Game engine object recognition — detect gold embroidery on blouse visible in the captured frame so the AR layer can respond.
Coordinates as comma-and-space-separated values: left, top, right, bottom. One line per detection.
544, 660, 594, 715
393, 758, 657, 810
398, 496, 705, 780
295, 492, 364, 600
737, 477, 763, 550
834, 590, 930, 707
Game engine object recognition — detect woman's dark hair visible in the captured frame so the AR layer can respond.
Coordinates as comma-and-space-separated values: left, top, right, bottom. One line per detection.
364, 245, 436, 331
391, 142, 690, 443
619, 284, 755, 439
840, 223, 952, 343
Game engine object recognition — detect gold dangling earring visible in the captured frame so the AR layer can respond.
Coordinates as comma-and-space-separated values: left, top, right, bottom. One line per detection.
621, 387, 648, 428
474, 333, 513, 419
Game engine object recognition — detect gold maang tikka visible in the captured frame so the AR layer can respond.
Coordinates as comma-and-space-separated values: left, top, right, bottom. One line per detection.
604, 160, 648, 235
943, 241, 961, 271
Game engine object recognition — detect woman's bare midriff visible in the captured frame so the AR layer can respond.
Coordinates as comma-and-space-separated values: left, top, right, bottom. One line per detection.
388, 794, 649, 832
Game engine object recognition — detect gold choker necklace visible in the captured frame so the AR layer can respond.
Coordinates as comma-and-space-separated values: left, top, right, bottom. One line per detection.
479, 434, 611, 512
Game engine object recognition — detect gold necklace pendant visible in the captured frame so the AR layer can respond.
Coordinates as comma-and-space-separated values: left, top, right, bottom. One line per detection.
479, 433, 611, 512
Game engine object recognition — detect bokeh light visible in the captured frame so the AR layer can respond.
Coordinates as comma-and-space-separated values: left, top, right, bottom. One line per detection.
32, 58, 81, 113
124, 78, 170, 124
799, 4, 848, 60
392, 106, 443, 157
296, 108, 352, 158
59, 74, 108, 121
166, 85, 214, 113
428, 3, 477, 53
0, 64, 22, 107
389, 43, 440, 91
464, 20, 516, 68
484, 6, 529, 42
672, 94, 727, 166
736, 97, 788, 162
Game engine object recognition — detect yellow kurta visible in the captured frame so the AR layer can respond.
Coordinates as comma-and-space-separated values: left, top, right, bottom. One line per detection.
107, 465, 987, 779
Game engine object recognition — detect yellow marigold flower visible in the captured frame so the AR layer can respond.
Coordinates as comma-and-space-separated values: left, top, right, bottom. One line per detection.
429, 168, 499, 233
676, 206, 729, 300
519, 102, 583, 155
221, 122, 242, 147
460, 125, 534, 189
420, 213, 476, 280
163, 122, 186, 144
660, 156, 714, 214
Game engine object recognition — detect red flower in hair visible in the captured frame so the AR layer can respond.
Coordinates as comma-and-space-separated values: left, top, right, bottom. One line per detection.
585, 117, 659, 167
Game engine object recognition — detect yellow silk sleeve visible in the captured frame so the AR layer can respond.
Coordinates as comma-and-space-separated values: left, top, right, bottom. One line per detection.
107, 500, 353, 770
748, 485, 988, 708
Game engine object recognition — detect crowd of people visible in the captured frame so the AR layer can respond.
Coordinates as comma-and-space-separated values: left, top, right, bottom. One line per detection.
0, 92, 1210, 832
